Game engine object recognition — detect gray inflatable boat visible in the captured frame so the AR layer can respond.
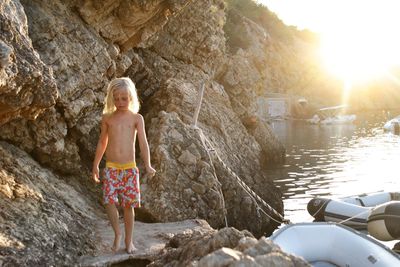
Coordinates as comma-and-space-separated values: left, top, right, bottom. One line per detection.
270, 222, 400, 267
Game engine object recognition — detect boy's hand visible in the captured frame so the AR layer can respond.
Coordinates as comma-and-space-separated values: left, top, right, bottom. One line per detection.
92, 166, 100, 183
146, 166, 156, 178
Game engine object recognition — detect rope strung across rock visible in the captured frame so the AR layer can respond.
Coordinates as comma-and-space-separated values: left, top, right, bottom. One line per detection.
203, 134, 289, 225
196, 127, 228, 227
192, 82, 228, 227
192, 81, 289, 225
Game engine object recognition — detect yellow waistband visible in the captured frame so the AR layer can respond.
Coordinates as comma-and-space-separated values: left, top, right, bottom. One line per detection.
106, 161, 136, 169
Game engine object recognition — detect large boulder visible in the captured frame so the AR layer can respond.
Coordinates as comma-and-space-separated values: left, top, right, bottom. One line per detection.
140, 78, 283, 237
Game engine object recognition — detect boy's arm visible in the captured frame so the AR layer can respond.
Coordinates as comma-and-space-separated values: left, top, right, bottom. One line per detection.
137, 114, 156, 176
92, 116, 109, 183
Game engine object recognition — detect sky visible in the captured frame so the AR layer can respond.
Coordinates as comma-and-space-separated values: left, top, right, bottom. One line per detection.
258, 0, 400, 33
257, 0, 400, 83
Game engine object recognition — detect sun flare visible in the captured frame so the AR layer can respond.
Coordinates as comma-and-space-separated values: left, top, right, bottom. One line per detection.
263, 0, 400, 84
320, 34, 390, 83
320, 19, 400, 83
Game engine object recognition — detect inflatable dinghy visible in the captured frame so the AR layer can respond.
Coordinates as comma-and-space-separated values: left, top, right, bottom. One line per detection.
308, 197, 370, 229
307, 193, 400, 241
270, 222, 400, 267
341, 192, 400, 206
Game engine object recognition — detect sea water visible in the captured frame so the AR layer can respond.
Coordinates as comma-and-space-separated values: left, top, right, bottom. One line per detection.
266, 112, 400, 248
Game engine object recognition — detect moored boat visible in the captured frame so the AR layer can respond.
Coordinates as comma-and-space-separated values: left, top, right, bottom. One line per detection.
307, 197, 370, 229
341, 192, 400, 206
307, 193, 400, 241
270, 222, 400, 267
368, 202, 400, 241
307, 105, 356, 125
383, 116, 400, 134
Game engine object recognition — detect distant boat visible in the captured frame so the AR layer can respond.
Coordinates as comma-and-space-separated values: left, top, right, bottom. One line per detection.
307, 105, 356, 124
383, 115, 400, 134
270, 222, 400, 267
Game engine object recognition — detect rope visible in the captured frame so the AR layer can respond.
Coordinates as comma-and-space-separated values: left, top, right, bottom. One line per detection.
191, 82, 228, 227
337, 209, 371, 225
308, 193, 373, 225
195, 127, 228, 227
208, 137, 289, 224
194, 126, 289, 225
307, 200, 371, 226
309, 201, 329, 220
191, 81, 289, 227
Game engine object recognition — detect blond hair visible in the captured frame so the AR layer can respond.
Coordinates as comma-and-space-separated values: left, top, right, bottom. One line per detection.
103, 77, 140, 114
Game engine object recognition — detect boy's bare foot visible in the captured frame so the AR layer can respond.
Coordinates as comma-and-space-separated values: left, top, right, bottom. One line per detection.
112, 234, 122, 252
126, 242, 136, 254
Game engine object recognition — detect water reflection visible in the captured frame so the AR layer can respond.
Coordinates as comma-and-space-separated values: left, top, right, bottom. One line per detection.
267, 114, 400, 223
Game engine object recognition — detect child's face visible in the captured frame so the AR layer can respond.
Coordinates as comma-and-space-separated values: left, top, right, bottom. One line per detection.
113, 88, 131, 111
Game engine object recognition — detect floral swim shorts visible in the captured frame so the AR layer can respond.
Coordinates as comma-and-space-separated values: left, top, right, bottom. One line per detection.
102, 161, 140, 208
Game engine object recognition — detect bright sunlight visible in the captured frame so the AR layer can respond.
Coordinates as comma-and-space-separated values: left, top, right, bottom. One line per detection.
259, 0, 400, 84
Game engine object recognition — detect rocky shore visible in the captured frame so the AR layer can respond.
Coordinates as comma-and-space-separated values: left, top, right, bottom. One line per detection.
0, 0, 319, 265
79, 219, 309, 267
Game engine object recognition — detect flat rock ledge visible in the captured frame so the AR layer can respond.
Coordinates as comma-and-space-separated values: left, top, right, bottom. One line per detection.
79, 219, 213, 267
79, 219, 309, 267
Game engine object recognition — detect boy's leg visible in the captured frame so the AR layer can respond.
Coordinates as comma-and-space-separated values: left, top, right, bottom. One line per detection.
105, 203, 122, 252
121, 166, 139, 253
123, 206, 135, 253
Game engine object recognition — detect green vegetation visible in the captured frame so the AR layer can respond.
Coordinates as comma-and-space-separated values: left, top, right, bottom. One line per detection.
224, 0, 315, 43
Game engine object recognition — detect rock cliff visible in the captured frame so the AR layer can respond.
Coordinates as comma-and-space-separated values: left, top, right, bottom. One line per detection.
0, 0, 311, 265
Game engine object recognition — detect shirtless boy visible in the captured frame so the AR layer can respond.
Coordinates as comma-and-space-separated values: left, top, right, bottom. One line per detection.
92, 77, 156, 253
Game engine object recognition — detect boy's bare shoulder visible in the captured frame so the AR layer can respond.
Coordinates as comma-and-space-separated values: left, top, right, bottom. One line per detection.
132, 112, 143, 120
131, 113, 144, 126
130, 111, 143, 121
101, 113, 112, 123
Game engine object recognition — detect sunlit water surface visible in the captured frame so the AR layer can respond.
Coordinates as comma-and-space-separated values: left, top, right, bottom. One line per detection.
267, 113, 400, 226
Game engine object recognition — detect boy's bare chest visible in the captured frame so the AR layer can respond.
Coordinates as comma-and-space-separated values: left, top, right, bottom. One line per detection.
108, 120, 136, 136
